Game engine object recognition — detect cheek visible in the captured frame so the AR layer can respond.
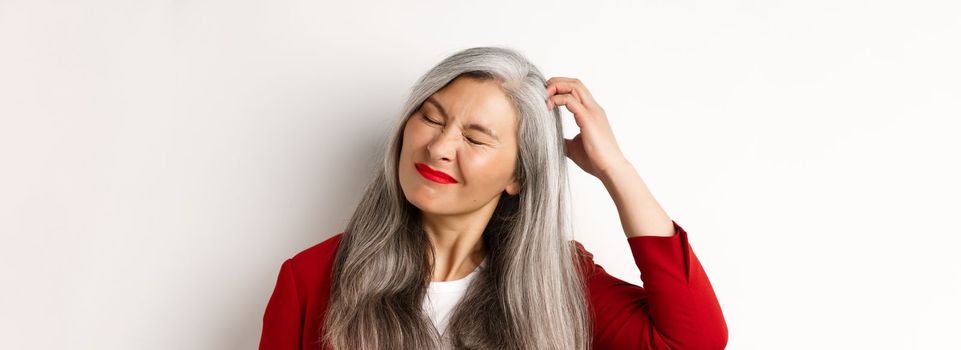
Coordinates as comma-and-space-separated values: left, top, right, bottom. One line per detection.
403, 120, 432, 146
463, 152, 515, 183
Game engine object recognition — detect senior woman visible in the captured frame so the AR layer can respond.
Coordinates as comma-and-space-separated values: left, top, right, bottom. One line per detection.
259, 47, 727, 350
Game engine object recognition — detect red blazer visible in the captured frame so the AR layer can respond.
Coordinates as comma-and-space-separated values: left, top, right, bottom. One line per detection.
259, 220, 727, 349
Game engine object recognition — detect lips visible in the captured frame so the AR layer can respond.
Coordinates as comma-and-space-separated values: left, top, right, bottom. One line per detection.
415, 163, 458, 184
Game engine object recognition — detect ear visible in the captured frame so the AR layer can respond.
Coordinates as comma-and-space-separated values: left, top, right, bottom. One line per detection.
504, 178, 520, 196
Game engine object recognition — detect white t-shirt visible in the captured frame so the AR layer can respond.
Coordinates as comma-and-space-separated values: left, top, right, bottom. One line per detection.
422, 257, 487, 336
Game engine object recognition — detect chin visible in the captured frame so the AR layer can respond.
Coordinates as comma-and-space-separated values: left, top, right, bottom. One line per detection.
407, 197, 454, 216
408, 196, 437, 212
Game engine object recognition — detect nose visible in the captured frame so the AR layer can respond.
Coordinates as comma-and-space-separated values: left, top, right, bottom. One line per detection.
426, 128, 459, 163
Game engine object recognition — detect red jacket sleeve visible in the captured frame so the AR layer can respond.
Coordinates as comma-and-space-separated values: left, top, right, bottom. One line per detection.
579, 220, 728, 349
259, 258, 304, 350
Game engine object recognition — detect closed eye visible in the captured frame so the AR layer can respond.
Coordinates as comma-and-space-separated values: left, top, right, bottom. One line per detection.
421, 114, 440, 125
421, 114, 485, 145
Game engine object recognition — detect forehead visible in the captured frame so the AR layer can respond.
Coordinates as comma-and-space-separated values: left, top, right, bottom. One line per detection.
421, 78, 518, 141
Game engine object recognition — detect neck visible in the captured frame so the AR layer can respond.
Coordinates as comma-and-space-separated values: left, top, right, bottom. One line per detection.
421, 198, 498, 282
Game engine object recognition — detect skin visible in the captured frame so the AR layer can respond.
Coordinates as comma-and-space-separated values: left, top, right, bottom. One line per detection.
398, 76, 520, 282
545, 77, 676, 239
399, 76, 676, 283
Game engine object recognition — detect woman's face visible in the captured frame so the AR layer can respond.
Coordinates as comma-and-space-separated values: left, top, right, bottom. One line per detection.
398, 76, 520, 216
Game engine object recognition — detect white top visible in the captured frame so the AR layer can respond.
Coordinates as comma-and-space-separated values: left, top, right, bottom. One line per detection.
422, 257, 487, 336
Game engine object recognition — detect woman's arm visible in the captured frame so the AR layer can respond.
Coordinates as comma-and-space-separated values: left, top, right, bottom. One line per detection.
590, 141, 727, 349
577, 221, 728, 349
599, 160, 677, 238
545, 77, 674, 238
259, 259, 304, 350
547, 77, 726, 348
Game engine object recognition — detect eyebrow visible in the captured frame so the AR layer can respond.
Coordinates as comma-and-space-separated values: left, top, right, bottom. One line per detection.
424, 97, 500, 141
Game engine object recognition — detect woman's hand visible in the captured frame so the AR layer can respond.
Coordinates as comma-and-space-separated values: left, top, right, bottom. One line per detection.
546, 77, 629, 179
547, 77, 675, 237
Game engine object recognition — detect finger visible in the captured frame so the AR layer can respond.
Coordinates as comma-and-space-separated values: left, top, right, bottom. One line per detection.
547, 83, 595, 112
547, 80, 581, 107
546, 77, 574, 98
549, 94, 589, 117
546, 77, 576, 98
546, 77, 597, 106
548, 94, 591, 128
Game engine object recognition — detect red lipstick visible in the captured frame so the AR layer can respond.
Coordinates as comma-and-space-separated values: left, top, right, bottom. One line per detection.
415, 163, 458, 184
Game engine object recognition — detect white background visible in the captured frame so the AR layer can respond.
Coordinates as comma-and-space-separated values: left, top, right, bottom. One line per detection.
2, 0, 959, 349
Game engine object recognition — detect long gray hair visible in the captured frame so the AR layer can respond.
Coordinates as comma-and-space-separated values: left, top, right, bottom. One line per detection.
321, 46, 592, 349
